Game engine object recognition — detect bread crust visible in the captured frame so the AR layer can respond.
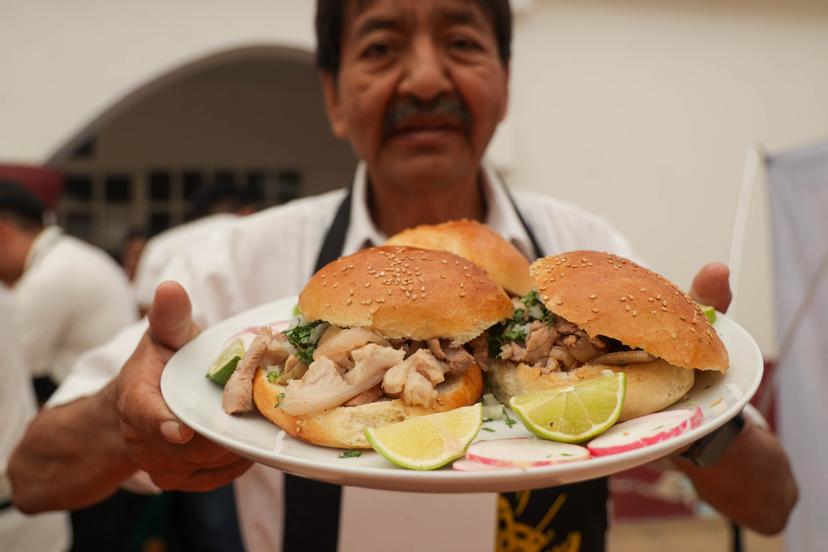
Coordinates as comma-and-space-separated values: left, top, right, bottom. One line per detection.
488, 359, 694, 421
253, 362, 484, 448
299, 246, 513, 345
386, 220, 534, 296
529, 251, 728, 372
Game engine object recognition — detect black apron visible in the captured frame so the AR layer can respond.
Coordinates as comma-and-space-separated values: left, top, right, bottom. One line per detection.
283, 189, 608, 552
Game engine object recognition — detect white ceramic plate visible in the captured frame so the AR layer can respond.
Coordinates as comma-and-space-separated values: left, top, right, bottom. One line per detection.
160, 296, 763, 493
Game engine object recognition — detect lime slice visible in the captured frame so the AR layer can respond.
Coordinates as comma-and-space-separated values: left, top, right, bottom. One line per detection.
364, 403, 483, 470
700, 304, 717, 324
510, 372, 626, 443
207, 338, 245, 386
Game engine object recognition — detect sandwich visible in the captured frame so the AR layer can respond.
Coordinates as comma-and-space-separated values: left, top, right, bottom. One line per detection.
487, 251, 729, 420
242, 245, 513, 448
386, 219, 533, 297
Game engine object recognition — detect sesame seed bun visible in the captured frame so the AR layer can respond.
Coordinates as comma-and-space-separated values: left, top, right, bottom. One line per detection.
253, 362, 483, 448
530, 251, 728, 372
299, 245, 514, 345
385, 219, 534, 296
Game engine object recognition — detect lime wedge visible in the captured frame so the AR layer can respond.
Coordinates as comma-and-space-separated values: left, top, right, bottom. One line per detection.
700, 304, 717, 324
510, 372, 626, 443
364, 403, 483, 470
207, 338, 245, 386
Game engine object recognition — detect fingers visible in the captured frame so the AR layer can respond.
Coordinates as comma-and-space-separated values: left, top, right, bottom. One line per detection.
148, 281, 201, 351
149, 457, 254, 492
117, 332, 194, 444
690, 262, 732, 313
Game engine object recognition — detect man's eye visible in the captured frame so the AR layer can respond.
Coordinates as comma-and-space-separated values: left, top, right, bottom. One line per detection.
361, 42, 393, 59
448, 37, 482, 52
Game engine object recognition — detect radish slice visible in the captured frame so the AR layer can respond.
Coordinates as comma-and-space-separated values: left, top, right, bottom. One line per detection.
466, 438, 589, 467
452, 459, 507, 471
229, 322, 290, 349
588, 406, 703, 457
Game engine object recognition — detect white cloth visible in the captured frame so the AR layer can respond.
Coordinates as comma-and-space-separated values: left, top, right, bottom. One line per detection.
767, 139, 828, 552
51, 162, 635, 551
133, 213, 240, 308
11, 226, 138, 383
0, 286, 71, 552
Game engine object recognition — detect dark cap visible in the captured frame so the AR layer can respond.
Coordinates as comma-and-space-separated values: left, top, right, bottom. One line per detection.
0, 179, 45, 227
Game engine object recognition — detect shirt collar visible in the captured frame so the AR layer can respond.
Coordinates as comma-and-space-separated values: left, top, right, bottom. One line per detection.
342, 161, 535, 260
24, 225, 63, 271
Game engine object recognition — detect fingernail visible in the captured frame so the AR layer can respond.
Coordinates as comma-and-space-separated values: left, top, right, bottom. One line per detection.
160, 420, 183, 443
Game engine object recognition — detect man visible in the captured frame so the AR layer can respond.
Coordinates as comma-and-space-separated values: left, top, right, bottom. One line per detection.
9, 1, 797, 551
0, 283, 70, 552
0, 180, 138, 395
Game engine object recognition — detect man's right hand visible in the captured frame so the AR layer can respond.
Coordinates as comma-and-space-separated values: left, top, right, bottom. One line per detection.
116, 281, 253, 490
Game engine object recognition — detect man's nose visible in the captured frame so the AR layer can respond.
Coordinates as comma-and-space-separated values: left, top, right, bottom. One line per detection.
398, 37, 452, 102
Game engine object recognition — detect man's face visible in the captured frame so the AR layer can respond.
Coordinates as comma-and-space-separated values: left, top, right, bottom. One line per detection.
323, 0, 509, 191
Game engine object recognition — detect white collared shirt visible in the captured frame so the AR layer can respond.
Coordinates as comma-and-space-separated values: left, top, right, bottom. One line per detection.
49, 162, 634, 551
12, 226, 138, 383
0, 286, 70, 552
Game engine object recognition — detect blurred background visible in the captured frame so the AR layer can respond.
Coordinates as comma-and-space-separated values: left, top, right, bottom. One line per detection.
2, 0, 827, 550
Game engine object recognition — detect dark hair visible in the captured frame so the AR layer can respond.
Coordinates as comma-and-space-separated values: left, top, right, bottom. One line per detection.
189, 182, 257, 220
0, 179, 45, 230
315, 0, 512, 77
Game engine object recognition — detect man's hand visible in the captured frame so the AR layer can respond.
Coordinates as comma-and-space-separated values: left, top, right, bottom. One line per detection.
116, 281, 252, 490
689, 262, 732, 313
676, 262, 798, 534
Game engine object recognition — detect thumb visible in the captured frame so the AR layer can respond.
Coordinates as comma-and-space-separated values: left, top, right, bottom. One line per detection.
689, 262, 732, 313
148, 281, 201, 351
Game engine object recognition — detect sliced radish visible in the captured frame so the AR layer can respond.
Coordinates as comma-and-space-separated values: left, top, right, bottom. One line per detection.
229, 322, 290, 349
452, 459, 507, 471
587, 406, 703, 457
466, 438, 589, 467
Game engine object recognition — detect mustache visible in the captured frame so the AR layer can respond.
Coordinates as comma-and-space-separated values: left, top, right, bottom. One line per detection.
382, 96, 472, 136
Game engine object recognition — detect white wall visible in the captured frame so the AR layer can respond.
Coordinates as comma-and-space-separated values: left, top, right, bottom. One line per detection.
504, 0, 828, 355
4, 0, 828, 354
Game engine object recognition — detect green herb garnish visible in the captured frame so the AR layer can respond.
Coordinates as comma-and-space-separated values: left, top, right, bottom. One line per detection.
503, 411, 518, 428
481, 427, 495, 432
339, 450, 362, 458
266, 370, 282, 384
283, 320, 324, 365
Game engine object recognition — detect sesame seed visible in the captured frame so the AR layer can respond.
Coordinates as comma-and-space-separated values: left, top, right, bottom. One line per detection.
620, 297, 627, 302
346, 298, 352, 305
556, 300, 563, 305
325, 303, 331, 308
648, 297, 654, 302
333, 282, 339, 288
543, 294, 550, 300
650, 310, 657, 315
625, 305, 631, 312
671, 332, 677, 339
591, 308, 599, 313
411, 294, 417, 300
640, 288, 646, 292
441, 259, 447, 264
656, 294, 662, 300
628, 295, 634, 300
322, 281, 327, 287
459, 292, 466, 297
632, 310, 638, 316
420, 286, 425, 291
589, 294, 597, 299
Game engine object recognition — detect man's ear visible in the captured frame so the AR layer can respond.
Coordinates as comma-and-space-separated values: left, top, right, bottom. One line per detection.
321, 72, 348, 139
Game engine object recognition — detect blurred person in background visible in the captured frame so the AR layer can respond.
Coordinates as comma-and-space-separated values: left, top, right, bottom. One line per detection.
119, 227, 149, 283
8, 1, 797, 551
0, 179, 150, 550
0, 179, 138, 401
133, 181, 257, 315
0, 283, 70, 552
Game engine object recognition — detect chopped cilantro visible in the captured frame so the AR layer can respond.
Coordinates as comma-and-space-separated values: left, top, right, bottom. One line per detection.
482, 418, 494, 423
339, 450, 362, 458
292, 304, 301, 317
503, 411, 518, 428
283, 320, 324, 365
274, 392, 286, 407
486, 291, 557, 357
266, 370, 282, 384
480, 427, 495, 432
560, 452, 573, 457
